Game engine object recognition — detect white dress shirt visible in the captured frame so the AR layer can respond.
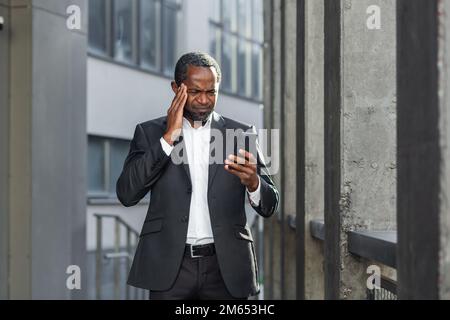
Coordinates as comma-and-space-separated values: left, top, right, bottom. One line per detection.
160, 115, 261, 245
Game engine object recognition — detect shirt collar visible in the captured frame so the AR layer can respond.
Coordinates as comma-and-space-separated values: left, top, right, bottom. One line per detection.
182, 113, 213, 131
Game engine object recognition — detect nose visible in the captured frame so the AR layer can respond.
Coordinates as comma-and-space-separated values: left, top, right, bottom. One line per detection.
196, 92, 209, 105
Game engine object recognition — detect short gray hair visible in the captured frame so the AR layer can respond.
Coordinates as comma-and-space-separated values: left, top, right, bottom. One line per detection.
174, 52, 222, 86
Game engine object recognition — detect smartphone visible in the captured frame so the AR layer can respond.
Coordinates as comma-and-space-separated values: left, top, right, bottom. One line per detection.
236, 131, 258, 164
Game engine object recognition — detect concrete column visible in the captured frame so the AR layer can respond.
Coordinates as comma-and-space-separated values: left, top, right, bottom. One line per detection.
281, 0, 298, 300
264, 0, 282, 300
304, 0, 325, 300
0, 0, 11, 301
264, 0, 300, 300
324, 0, 397, 299
4, 0, 87, 299
397, 0, 450, 300
262, 0, 274, 300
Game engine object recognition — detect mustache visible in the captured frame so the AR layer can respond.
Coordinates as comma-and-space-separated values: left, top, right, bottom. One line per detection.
191, 105, 213, 109
183, 107, 213, 122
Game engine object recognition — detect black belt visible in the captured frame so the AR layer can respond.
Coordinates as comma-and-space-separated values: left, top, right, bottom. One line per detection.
185, 243, 215, 258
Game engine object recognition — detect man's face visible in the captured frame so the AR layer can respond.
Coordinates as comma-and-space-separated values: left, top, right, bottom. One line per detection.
173, 65, 219, 123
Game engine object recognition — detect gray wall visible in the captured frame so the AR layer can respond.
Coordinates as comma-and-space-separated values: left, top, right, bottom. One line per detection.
322, 0, 397, 300
281, 0, 298, 300
338, 0, 397, 299
4, 0, 87, 299
264, 0, 283, 300
304, 0, 325, 300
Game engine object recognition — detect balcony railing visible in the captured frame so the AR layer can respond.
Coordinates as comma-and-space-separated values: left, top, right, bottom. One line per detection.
94, 213, 147, 300
309, 219, 397, 300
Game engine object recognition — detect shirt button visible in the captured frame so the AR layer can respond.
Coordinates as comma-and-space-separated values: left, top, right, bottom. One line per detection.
181, 216, 189, 223
187, 186, 192, 193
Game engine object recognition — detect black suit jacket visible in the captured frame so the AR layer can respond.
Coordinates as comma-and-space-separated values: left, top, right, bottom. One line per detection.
116, 111, 279, 298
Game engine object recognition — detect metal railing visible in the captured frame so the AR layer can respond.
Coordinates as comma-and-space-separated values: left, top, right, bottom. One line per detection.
309, 220, 398, 300
95, 210, 262, 300
94, 213, 147, 300
366, 276, 397, 300
249, 214, 264, 300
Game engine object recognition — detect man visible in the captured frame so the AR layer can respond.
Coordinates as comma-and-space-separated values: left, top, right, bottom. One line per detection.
117, 52, 279, 300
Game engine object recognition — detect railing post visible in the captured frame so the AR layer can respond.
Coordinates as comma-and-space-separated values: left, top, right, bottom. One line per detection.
96, 215, 102, 300
257, 215, 264, 301
134, 234, 139, 299
114, 217, 121, 300
126, 227, 131, 300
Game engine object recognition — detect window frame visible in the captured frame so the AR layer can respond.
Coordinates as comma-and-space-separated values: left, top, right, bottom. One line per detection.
88, 0, 112, 57
87, 135, 131, 200
161, 0, 182, 76
88, 0, 182, 79
208, 0, 264, 102
111, 0, 138, 65
139, 0, 161, 72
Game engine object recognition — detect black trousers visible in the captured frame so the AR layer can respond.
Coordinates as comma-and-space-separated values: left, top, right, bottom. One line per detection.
149, 249, 249, 300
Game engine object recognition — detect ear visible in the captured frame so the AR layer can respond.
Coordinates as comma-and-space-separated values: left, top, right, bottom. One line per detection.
171, 81, 178, 94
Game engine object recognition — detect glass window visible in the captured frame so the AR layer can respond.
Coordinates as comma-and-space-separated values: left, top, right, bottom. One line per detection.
222, 33, 237, 92
252, 44, 263, 100
223, 0, 237, 32
210, 0, 221, 23
162, 4, 179, 75
209, 0, 264, 100
140, 0, 160, 70
237, 39, 248, 96
113, 0, 134, 63
88, 136, 131, 198
252, 0, 264, 42
88, 0, 107, 54
109, 139, 130, 194
238, 0, 252, 38
164, 0, 181, 5
210, 24, 221, 64
88, 0, 182, 77
88, 136, 106, 194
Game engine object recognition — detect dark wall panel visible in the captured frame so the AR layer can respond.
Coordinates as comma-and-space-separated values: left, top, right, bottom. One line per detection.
324, 0, 341, 300
397, 0, 439, 300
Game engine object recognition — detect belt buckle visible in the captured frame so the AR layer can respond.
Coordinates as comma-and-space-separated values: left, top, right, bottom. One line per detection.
190, 245, 202, 258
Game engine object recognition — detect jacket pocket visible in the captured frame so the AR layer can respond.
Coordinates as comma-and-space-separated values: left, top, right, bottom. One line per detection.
140, 218, 163, 237
234, 225, 254, 242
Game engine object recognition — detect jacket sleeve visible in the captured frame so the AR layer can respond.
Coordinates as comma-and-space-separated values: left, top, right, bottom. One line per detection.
116, 124, 171, 207
249, 127, 280, 218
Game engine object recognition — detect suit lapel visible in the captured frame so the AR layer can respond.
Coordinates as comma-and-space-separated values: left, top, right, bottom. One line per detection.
162, 117, 192, 185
